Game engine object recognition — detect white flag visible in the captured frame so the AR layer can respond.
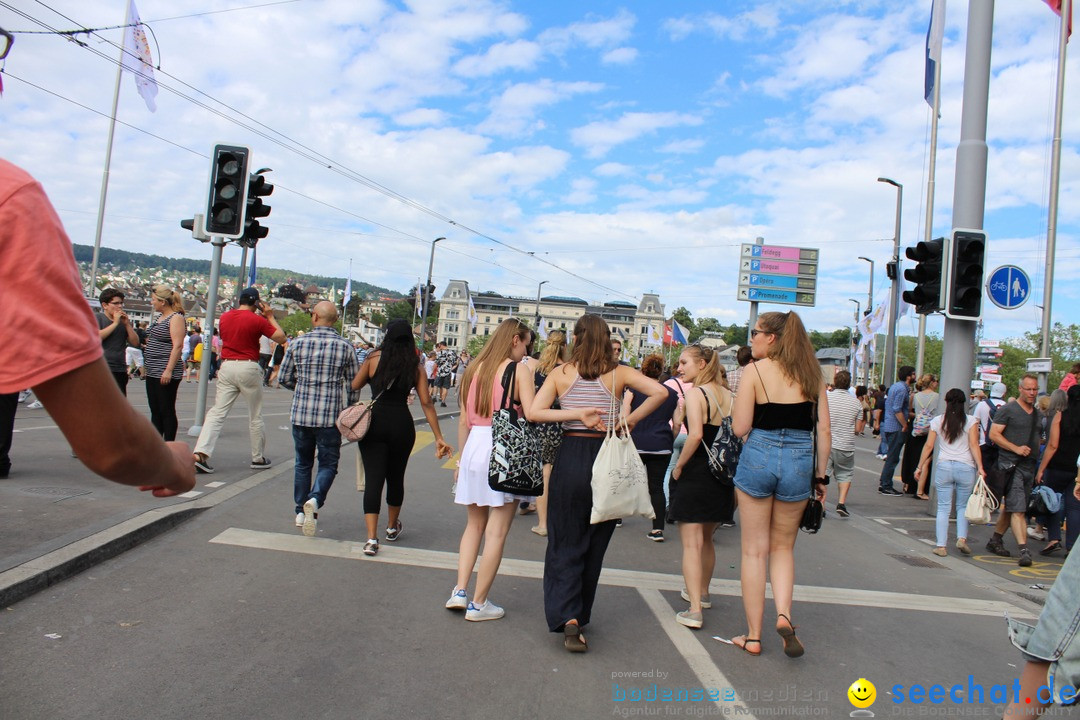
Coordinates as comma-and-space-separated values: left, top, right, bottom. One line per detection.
467, 294, 478, 330
646, 324, 662, 345
415, 282, 423, 318
122, 0, 158, 112
536, 317, 549, 341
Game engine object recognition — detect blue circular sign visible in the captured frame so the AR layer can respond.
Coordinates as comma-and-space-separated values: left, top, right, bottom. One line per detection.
986, 265, 1030, 310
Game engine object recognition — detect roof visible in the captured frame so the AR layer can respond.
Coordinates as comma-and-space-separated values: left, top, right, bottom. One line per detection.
816, 347, 851, 360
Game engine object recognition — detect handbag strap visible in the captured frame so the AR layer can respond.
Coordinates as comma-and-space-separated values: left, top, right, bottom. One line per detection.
498, 361, 517, 411
810, 400, 819, 493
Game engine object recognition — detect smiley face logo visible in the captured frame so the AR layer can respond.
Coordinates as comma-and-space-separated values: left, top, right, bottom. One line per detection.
848, 678, 876, 709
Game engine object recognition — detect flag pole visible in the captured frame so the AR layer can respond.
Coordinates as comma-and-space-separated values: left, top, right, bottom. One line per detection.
917, 3, 944, 377
1040, 0, 1070, 390
88, 0, 131, 296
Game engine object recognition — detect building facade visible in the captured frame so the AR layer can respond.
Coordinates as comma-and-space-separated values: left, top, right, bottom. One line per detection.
436, 280, 667, 358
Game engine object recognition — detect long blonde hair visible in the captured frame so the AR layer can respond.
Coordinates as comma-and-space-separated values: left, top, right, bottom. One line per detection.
537, 330, 569, 375
682, 344, 722, 387
757, 311, 822, 401
152, 284, 183, 313
460, 319, 533, 418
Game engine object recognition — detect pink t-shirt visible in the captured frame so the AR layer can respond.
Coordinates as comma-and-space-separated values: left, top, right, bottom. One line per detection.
465, 364, 511, 427
0, 160, 102, 393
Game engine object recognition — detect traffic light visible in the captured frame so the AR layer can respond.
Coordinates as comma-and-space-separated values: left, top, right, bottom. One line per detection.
238, 172, 273, 248
944, 228, 986, 320
205, 144, 250, 238
902, 237, 945, 314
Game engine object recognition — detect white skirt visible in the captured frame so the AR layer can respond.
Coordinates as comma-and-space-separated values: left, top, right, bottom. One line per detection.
454, 426, 517, 507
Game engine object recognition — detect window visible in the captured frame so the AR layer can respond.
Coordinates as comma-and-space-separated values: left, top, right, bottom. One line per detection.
447, 310, 460, 319
484, 328, 490, 336
447, 338, 457, 348
451, 290, 460, 298
647, 304, 653, 313
485, 316, 491, 323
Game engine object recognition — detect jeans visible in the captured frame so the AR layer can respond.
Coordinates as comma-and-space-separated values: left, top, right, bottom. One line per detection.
664, 433, 687, 502
933, 460, 976, 547
292, 425, 342, 513
732, 428, 814, 502
1043, 469, 1076, 547
878, 430, 906, 491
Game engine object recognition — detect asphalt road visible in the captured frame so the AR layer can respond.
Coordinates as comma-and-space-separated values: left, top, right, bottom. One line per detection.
0, 398, 1058, 719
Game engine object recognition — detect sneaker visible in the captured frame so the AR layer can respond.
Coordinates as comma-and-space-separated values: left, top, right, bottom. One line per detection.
875, 454, 887, 460
719, 521, 736, 528
362, 539, 379, 556
194, 454, 214, 474
295, 512, 304, 528
676, 610, 703, 629
465, 600, 505, 622
440, 402, 447, 408
385, 519, 402, 542
615, 519, 623, 528
646, 530, 664, 542
932, 547, 947, 557
250, 457, 272, 470
957, 538, 972, 555
835, 503, 850, 518
26, 401, 43, 409
302, 498, 318, 537
445, 588, 468, 611
1018, 548, 1033, 567
1026, 526, 1047, 541
680, 588, 712, 609
985, 537, 1011, 557
877, 487, 903, 496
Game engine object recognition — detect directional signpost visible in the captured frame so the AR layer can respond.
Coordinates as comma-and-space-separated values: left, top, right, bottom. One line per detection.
986, 265, 1030, 310
737, 243, 819, 307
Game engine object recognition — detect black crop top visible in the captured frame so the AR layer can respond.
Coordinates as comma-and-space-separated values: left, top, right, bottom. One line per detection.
753, 401, 815, 431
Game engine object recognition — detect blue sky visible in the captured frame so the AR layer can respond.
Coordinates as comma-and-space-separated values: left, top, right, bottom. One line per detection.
1, 0, 1077, 343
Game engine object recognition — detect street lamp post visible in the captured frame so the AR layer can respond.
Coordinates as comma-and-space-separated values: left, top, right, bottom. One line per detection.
418, 236, 445, 351
877, 177, 903, 387
858, 256, 875, 387
849, 298, 861, 383
534, 280, 548, 330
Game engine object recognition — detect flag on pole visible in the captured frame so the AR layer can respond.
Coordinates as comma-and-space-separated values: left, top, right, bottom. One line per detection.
247, 247, 257, 288
662, 322, 673, 346
1044, 0, 1073, 39
671, 320, 690, 345
924, 0, 945, 105
536, 317, 549, 341
415, 281, 423, 318
467, 294, 478, 330
647, 324, 662, 345
122, 0, 158, 112
343, 274, 352, 311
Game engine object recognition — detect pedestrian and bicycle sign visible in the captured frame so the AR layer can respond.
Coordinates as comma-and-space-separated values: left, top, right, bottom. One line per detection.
737, 243, 819, 307
986, 265, 1030, 310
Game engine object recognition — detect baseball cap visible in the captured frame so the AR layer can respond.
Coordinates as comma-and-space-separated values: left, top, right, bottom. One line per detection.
990, 382, 1006, 398
239, 287, 260, 304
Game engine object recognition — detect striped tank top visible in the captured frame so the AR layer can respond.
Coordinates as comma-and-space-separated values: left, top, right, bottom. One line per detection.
145, 313, 184, 380
559, 371, 620, 432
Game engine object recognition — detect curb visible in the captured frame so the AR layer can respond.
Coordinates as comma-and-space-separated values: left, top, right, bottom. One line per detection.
0, 411, 456, 608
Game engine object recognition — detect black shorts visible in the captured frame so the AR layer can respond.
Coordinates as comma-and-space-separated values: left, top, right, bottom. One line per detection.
433, 375, 452, 389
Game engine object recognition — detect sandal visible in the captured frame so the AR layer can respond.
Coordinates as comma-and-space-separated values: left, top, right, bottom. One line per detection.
776, 614, 805, 658
563, 621, 588, 653
1041, 540, 1062, 556
916, 494, 931, 500
731, 636, 761, 656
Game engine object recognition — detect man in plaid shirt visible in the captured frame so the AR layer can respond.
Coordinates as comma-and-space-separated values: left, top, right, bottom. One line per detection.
278, 301, 360, 536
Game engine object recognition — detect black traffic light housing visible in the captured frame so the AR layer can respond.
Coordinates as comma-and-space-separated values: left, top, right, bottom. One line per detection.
238, 172, 273, 248
205, 144, 250, 238
902, 237, 945, 315
945, 228, 986, 320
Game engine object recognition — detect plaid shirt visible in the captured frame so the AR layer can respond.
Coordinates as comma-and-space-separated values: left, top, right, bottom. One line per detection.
278, 327, 360, 428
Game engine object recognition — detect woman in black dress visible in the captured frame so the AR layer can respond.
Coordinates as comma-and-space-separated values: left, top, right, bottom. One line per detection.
670, 344, 733, 630
350, 320, 453, 556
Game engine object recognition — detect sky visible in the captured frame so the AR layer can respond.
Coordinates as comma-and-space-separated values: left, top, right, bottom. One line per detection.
1, 0, 1078, 343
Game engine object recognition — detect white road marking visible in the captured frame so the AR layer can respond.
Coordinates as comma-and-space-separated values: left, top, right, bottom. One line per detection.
177, 490, 203, 498
638, 588, 757, 718
209, 528, 1035, 618
873, 518, 891, 525
204, 482, 226, 488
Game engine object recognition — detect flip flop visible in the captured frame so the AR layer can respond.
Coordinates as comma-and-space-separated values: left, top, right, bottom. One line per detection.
731, 636, 761, 656
776, 614, 805, 658
564, 621, 587, 653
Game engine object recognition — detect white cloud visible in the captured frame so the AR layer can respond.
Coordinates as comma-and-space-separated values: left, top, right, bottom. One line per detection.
477, 79, 603, 137
601, 47, 638, 65
394, 108, 449, 127
571, 112, 704, 158
539, 9, 636, 54
562, 178, 597, 205
453, 39, 543, 77
659, 139, 705, 154
594, 162, 632, 177
663, 8, 780, 42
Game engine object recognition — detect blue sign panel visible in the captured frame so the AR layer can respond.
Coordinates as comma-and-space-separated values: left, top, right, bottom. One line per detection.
745, 288, 815, 306
986, 265, 1030, 310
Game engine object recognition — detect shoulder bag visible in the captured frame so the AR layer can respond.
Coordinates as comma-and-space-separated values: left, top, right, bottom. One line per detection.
964, 474, 998, 524
336, 378, 393, 443
701, 386, 742, 486
800, 400, 824, 534
488, 362, 544, 496
590, 371, 654, 523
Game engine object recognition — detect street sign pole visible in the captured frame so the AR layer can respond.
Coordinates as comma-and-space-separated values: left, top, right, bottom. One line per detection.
746, 236, 763, 345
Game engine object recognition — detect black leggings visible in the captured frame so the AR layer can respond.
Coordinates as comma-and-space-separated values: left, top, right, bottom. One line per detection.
146, 377, 181, 441
359, 405, 416, 515
640, 453, 670, 531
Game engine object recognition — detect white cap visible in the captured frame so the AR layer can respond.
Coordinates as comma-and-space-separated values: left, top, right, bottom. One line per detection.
990, 382, 1007, 398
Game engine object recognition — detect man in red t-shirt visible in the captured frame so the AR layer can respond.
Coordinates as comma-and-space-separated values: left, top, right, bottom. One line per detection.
192, 287, 286, 473
0, 157, 194, 495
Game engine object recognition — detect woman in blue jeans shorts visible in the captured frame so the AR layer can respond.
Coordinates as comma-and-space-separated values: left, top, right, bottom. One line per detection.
914, 388, 985, 557
729, 311, 830, 658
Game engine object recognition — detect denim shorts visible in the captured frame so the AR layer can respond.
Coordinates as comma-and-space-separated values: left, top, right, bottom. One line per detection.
1007, 544, 1080, 703
733, 428, 814, 503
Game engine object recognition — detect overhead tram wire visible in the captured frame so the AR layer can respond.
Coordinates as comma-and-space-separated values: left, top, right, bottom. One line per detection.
6, 1, 303, 34
20, 1, 638, 303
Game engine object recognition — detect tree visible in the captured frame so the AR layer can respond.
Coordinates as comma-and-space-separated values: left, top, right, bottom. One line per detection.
369, 311, 387, 327
722, 323, 749, 346
467, 334, 490, 356
385, 300, 416, 324
276, 283, 305, 302
1019, 323, 1080, 387
280, 311, 312, 337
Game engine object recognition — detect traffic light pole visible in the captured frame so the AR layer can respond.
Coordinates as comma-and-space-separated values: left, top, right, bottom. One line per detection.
189, 234, 227, 436
941, 0, 992, 400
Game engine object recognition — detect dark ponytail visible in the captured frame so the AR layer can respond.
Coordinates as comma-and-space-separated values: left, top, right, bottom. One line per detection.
940, 388, 967, 443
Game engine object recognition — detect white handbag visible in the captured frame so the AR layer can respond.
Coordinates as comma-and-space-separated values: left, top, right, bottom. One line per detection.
590, 371, 654, 524
964, 474, 998, 524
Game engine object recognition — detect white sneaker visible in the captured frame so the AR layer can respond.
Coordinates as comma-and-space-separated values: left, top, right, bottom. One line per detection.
445, 588, 468, 611
680, 588, 712, 609
1027, 526, 1047, 541
302, 498, 318, 537
465, 600, 505, 621
295, 512, 304, 527
26, 401, 43, 409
